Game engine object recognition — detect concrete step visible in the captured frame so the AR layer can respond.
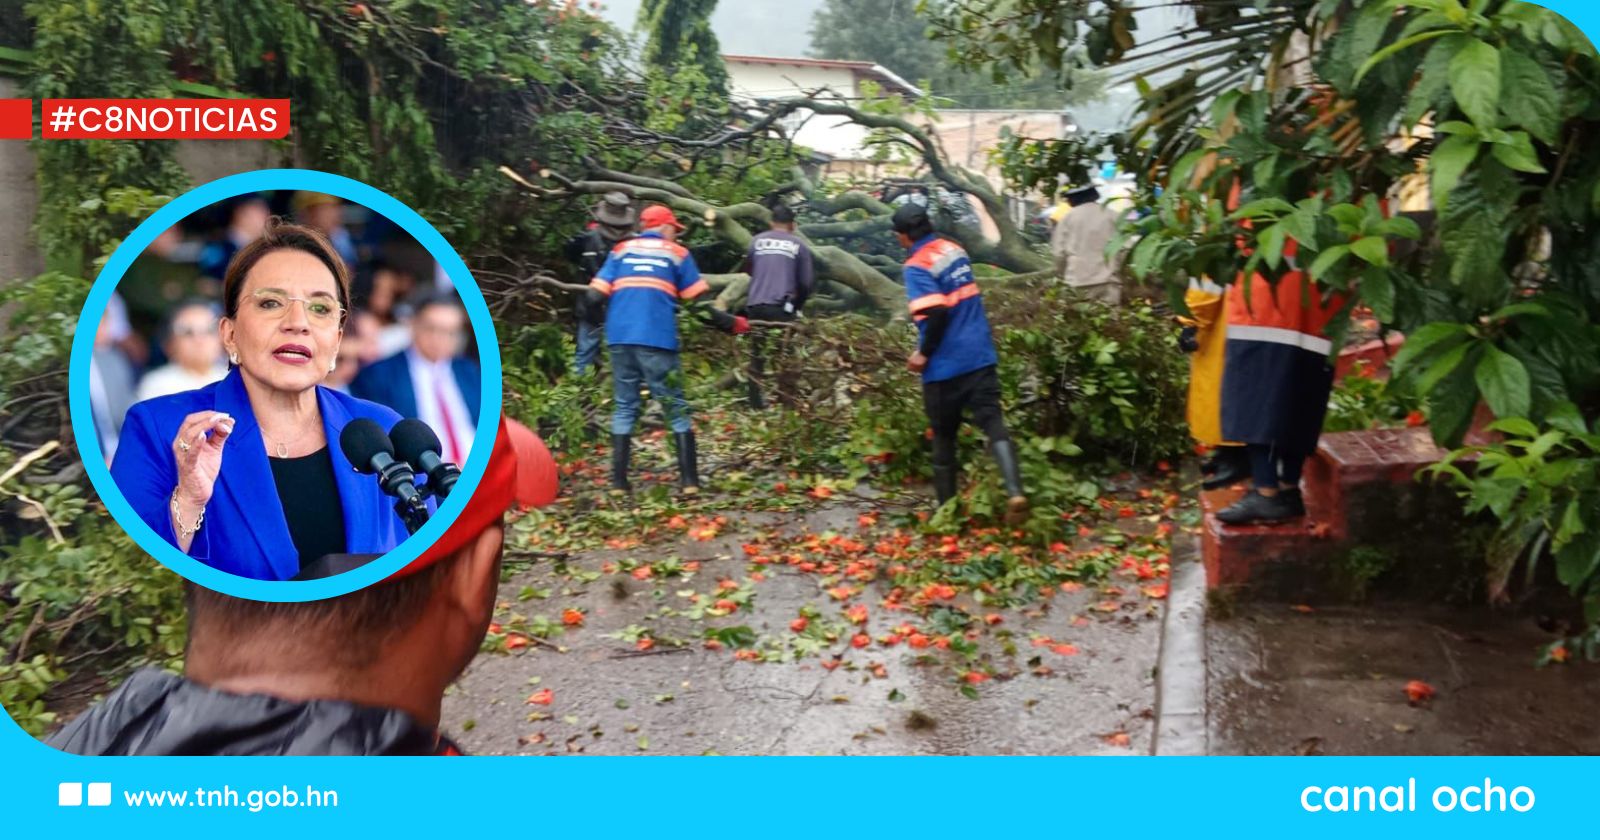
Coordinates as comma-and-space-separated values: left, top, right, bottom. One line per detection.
1202, 428, 1478, 604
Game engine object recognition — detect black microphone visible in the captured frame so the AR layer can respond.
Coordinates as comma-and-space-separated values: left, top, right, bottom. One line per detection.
390, 418, 461, 500
340, 419, 428, 521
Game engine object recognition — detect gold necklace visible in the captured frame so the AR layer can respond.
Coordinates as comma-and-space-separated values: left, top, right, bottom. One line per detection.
263, 427, 312, 459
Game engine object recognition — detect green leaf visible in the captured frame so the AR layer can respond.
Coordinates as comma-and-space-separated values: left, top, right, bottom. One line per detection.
1392, 322, 1470, 376
1485, 417, 1539, 439
1428, 364, 1482, 447
1350, 236, 1389, 267
1449, 38, 1502, 130
1487, 302, 1550, 321
1327, 204, 1366, 231
1228, 197, 1295, 220
1555, 534, 1600, 590
1555, 500, 1588, 549
1361, 269, 1396, 322
1354, 28, 1453, 87
1406, 35, 1467, 124
1417, 340, 1475, 395
1499, 46, 1563, 144
1429, 133, 1480, 209
1489, 131, 1546, 174
1545, 402, 1590, 437
1308, 244, 1350, 280
1259, 224, 1287, 269
1474, 344, 1531, 420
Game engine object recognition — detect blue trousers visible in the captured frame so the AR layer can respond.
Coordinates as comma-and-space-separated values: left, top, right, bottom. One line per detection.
610, 344, 691, 435
574, 321, 604, 376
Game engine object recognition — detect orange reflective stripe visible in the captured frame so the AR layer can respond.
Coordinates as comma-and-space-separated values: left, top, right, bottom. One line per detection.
679, 279, 710, 300
589, 278, 613, 295
908, 292, 947, 313
613, 277, 679, 296
946, 283, 980, 305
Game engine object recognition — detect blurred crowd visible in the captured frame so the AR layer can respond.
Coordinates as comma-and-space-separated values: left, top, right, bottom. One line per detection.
89, 191, 479, 463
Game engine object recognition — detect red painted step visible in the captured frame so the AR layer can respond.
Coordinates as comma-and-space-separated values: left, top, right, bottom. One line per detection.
1201, 428, 1458, 602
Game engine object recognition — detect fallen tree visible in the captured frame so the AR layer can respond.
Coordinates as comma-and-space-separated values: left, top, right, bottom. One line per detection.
499, 93, 1054, 318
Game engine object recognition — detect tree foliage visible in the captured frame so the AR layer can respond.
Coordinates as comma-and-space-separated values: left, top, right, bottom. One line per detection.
640, 0, 728, 100
935, 0, 1600, 650
809, 0, 1106, 109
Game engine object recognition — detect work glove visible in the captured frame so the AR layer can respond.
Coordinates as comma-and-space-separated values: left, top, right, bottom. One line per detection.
1178, 326, 1199, 353
732, 316, 750, 335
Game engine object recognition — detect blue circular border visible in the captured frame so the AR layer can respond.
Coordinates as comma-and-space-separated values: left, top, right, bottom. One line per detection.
68, 169, 503, 602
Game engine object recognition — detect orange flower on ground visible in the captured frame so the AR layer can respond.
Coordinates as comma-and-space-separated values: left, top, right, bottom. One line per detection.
845, 604, 869, 625
526, 688, 554, 706
733, 649, 762, 661
850, 633, 871, 649
631, 566, 653, 580
1051, 644, 1080, 656
713, 599, 739, 612
962, 671, 989, 685
1550, 645, 1571, 664
907, 633, 930, 649
811, 485, 834, 500
703, 639, 724, 651
505, 634, 530, 651
1404, 679, 1435, 705
561, 609, 585, 627
1102, 731, 1131, 748
789, 617, 809, 633
1405, 410, 1426, 427
636, 638, 655, 651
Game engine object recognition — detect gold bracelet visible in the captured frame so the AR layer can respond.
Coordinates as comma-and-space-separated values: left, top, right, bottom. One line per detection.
170, 490, 204, 540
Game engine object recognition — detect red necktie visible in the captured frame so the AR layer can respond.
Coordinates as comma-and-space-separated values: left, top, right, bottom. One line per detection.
435, 374, 463, 464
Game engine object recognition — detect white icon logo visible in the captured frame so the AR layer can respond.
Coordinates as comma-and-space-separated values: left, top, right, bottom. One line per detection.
58, 782, 111, 807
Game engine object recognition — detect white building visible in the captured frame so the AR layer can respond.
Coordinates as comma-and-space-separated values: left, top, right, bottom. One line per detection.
723, 54, 923, 176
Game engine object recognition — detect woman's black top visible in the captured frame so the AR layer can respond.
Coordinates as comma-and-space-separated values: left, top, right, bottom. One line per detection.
268, 446, 347, 571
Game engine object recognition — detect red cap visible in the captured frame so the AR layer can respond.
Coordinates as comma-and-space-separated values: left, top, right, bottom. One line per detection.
639, 204, 686, 232
394, 417, 558, 577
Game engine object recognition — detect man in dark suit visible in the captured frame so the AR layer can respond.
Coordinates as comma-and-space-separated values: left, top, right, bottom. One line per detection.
351, 294, 481, 464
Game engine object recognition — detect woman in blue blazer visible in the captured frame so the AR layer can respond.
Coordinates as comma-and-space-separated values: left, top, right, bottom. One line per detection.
111, 221, 413, 581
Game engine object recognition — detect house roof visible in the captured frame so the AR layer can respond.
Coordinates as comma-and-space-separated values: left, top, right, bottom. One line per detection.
722, 54, 923, 99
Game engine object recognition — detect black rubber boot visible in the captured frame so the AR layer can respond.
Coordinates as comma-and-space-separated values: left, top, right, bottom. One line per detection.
1202, 446, 1251, 490
674, 430, 700, 495
931, 434, 958, 508
610, 434, 632, 493
1215, 490, 1302, 525
747, 379, 766, 410
990, 439, 1030, 523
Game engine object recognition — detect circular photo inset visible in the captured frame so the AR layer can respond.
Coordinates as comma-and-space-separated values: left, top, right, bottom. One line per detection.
71, 171, 502, 595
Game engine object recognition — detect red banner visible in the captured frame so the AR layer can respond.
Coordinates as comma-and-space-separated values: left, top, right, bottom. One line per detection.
40, 99, 290, 139
0, 99, 31, 140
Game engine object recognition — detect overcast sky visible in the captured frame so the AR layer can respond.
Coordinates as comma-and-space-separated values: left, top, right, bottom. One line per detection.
595, 0, 827, 56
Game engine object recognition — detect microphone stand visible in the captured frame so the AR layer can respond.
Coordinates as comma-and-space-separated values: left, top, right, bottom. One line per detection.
395, 496, 430, 535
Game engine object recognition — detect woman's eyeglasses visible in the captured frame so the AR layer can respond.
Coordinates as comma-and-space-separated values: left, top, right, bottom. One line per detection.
249, 289, 344, 325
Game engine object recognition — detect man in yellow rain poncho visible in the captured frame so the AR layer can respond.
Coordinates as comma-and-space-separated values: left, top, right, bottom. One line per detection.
1179, 276, 1249, 488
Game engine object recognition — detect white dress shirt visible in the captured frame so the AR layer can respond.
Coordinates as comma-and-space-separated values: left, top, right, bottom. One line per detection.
406, 348, 475, 465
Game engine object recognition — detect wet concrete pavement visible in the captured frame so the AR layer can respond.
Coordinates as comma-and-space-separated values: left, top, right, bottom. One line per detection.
1207, 603, 1600, 755
442, 505, 1164, 755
